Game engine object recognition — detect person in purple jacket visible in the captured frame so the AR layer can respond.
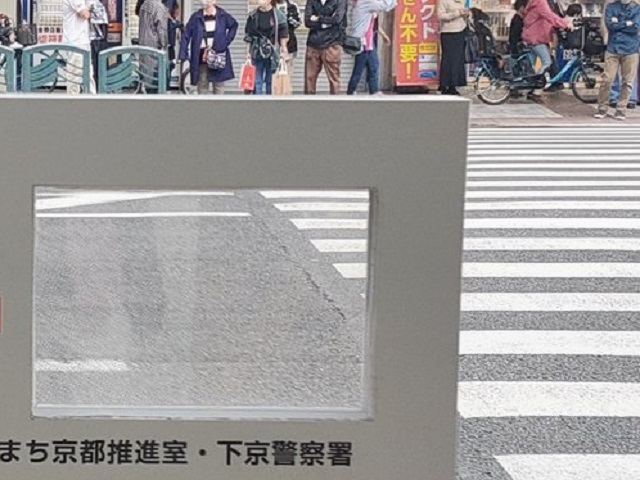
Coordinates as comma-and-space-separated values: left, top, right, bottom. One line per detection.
179, 0, 238, 94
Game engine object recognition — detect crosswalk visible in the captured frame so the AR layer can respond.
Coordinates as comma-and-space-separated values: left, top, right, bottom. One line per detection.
264, 126, 640, 480
462, 126, 640, 480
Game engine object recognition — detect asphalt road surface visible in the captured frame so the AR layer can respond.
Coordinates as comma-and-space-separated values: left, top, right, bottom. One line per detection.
34, 188, 370, 417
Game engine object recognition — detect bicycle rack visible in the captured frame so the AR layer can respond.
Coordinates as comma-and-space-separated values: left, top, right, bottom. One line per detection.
0, 46, 16, 93
22, 44, 91, 93
98, 46, 167, 94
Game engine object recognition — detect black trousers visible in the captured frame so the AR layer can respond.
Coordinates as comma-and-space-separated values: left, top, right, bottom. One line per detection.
440, 31, 467, 89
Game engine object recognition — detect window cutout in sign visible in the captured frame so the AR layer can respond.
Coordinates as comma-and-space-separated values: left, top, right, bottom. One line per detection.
33, 187, 373, 420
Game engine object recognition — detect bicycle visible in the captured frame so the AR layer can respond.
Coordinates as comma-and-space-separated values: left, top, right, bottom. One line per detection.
474, 22, 604, 105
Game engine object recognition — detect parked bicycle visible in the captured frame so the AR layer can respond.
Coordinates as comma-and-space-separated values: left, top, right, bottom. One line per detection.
474, 17, 605, 105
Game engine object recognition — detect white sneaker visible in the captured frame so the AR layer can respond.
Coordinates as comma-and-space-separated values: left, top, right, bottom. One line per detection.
594, 107, 607, 119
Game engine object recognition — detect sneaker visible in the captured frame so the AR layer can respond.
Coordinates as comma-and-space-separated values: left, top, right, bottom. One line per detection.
614, 109, 626, 120
594, 107, 608, 119
627, 103, 636, 110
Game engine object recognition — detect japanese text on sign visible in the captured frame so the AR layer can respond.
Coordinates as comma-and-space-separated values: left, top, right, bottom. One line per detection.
0, 439, 354, 468
218, 441, 353, 467
395, 0, 439, 85
0, 439, 188, 465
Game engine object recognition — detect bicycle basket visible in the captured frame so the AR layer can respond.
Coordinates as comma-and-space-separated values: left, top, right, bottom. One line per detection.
559, 27, 584, 50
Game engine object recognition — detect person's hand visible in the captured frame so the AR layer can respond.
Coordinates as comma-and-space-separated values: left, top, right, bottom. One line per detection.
627, 20, 634, 26
310, 14, 319, 21
566, 21, 574, 30
611, 16, 619, 23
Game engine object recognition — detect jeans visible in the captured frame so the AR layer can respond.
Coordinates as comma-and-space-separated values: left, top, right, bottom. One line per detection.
610, 70, 638, 104
253, 57, 272, 95
530, 44, 553, 74
347, 49, 379, 94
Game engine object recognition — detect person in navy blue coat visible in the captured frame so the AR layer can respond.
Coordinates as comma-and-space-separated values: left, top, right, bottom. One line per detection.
179, 0, 238, 94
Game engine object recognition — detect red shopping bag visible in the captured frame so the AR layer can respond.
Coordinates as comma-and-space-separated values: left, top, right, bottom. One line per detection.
239, 61, 256, 92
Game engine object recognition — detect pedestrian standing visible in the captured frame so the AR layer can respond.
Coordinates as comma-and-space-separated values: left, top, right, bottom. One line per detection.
180, 0, 238, 94
522, 0, 572, 92
62, 0, 96, 93
595, 0, 640, 120
346, 0, 396, 95
509, 0, 527, 53
304, 0, 347, 94
244, 0, 289, 95
275, 0, 301, 77
138, 0, 170, 93
437, 0, 468, 95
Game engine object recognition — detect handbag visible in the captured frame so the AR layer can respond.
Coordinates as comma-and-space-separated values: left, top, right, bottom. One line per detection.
16, 24, 37, 46
203, 48, 226, 70
239, 60, 256, 91
343, 35, 362, 55
463, 26, 479, 64
273, 59, 291, 95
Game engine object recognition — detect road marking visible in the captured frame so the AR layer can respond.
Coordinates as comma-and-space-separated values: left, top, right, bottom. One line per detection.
495, 455, 640, 480
311, 239, 368, 252
37, 212, 251, 218
35, 191, 235, 210
466, 201, 640, 210
333, 263, 367, 278
274, 202, 369, 212
36, 193, 167, 211
468, 180, 640, 187
463, 237, 640, 251
35, 360, 129, 372
290, 219, 368, 229
468, 163, 640, 169
261, 190, 369, 199
466, 190, 640, 198
467, 148, 640, 154
459, 330, 640, 356
468, 171, 640, 178
464, 218, 640, 229
458, 381, 640, 417
463, 263, 640, 278
461, 293, 640, 311
35, 191, 234, 197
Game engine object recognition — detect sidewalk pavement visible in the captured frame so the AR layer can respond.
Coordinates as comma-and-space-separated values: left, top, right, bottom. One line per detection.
467, 88, 640, 127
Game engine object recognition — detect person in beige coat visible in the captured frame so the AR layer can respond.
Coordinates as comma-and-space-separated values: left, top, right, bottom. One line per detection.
437, 0, 468, 94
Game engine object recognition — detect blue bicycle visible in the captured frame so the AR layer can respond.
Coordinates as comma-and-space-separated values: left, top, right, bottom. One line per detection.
474, 23, 604, 105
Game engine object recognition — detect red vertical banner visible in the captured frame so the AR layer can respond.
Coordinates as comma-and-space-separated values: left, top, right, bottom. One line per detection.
395, 0, 440, 86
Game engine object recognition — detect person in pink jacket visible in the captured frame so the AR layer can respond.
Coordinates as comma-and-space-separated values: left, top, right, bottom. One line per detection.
522, 0, 572, 90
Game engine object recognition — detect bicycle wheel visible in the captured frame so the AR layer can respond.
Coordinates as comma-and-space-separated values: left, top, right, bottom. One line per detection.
475, 68, 510, 105
571, 65, 602, 104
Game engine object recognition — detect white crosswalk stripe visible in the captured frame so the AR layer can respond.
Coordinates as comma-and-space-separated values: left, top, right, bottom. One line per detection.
462, 126, 640, 480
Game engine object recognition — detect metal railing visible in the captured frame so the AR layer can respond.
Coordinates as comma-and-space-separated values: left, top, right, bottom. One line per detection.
98, 46, 167, 94
22, 43, 92, 93
0, 45, 16, 93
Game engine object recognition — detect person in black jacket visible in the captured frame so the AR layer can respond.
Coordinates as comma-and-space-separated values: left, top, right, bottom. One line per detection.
304, 0, 347, 94
509, 0, 526, 53
276, 0, 301, 76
